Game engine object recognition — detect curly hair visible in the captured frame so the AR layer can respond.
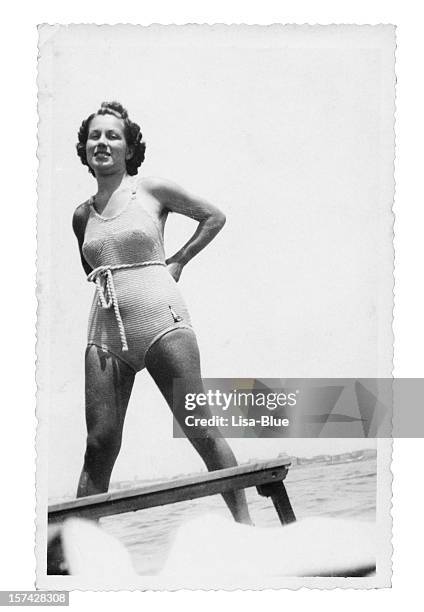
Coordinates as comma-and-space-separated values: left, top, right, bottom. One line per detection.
76, 101, 146, 176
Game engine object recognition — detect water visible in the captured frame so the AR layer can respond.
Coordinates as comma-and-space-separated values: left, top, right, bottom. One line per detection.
100, 457, 376, 575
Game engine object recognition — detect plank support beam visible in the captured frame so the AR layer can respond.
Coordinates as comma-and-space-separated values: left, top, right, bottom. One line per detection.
256, 481, 296, 525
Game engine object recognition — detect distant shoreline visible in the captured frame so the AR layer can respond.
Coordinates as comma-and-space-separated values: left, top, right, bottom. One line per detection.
49, 448, 377, 504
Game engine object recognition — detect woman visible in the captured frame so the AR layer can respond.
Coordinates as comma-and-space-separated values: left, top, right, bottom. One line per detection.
72, 101, 251, 524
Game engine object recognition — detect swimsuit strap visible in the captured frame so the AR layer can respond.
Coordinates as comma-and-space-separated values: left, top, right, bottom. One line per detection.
90, 183, 138, 217
87, 261, 167, 351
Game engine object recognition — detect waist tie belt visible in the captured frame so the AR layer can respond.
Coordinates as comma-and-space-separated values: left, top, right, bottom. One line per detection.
87, 261, 167, 351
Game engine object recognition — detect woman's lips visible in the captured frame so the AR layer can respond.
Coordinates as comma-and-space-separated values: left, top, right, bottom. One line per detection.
94, 151, 110, 159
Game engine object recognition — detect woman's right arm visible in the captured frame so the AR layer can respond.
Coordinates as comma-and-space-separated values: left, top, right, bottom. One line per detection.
72, 203, 92, 276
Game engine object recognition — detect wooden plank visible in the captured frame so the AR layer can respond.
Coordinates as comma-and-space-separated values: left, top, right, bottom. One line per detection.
49, 458, 291, 524
257, 481, 296, 525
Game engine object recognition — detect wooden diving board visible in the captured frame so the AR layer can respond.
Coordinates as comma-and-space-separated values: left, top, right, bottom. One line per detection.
48, 457, 296, 525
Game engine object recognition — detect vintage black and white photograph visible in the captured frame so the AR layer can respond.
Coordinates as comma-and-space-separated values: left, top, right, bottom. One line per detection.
37, 24, 394, 589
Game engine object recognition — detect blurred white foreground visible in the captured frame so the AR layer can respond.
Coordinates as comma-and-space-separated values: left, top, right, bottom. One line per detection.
53, 513, 375, 581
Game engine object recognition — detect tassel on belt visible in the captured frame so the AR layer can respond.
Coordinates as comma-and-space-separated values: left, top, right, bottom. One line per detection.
87, 261, 167, 351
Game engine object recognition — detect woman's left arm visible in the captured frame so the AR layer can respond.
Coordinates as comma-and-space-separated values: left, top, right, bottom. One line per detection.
144, 177, 226, 281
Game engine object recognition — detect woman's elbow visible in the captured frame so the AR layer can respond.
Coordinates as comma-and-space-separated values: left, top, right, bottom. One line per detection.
213, 211, 226, 230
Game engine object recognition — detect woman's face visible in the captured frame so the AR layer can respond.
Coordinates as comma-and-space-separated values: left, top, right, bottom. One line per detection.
86, 114, 132, 176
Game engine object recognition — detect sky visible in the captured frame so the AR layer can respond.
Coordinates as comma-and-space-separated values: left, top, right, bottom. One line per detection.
37, 25, 394, 499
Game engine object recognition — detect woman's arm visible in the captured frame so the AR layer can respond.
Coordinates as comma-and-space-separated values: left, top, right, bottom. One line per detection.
144, 177, 226, 281
72, 203, 92, 276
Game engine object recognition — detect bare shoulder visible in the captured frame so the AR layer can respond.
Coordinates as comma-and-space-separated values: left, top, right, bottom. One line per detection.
137, 176, 225, 222
138, 176, 181, 201
72, 200, 91, 239
136, 176, 189, 218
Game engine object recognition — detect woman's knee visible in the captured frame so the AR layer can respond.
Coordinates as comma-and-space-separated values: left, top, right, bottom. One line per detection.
85, 426, 122, 461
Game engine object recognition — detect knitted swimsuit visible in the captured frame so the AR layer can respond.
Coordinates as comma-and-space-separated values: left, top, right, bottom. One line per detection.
82, 184, 193, 372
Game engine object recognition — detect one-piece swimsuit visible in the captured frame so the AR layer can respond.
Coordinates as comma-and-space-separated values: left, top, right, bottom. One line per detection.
82, 183, 194, 372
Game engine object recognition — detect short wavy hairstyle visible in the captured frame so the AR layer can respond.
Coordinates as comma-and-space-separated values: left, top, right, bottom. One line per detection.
76, 101, 146, 176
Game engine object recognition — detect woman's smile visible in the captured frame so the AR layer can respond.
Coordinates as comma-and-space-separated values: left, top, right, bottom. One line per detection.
94, 150, 111, 160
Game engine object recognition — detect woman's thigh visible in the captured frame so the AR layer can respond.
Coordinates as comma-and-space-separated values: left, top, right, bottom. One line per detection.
146, 327, 201, 376
146, 329, 231, 445
85, 345, 135, 434
145, 328, 206, 412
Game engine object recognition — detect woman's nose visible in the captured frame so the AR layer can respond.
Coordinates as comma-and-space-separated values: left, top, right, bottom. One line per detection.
97, 133, 108, 146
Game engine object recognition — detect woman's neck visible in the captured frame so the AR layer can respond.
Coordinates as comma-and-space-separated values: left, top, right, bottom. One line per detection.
95, 172, 130, 203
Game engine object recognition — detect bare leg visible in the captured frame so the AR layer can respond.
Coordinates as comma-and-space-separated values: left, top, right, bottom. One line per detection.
146, 329, 252, 524
77, 345, 135, 497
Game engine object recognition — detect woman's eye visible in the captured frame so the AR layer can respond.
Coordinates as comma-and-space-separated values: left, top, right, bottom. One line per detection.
87, 131, 121, 140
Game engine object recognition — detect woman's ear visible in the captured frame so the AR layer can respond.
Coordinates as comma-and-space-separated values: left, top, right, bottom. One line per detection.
126, 146, 134, 160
